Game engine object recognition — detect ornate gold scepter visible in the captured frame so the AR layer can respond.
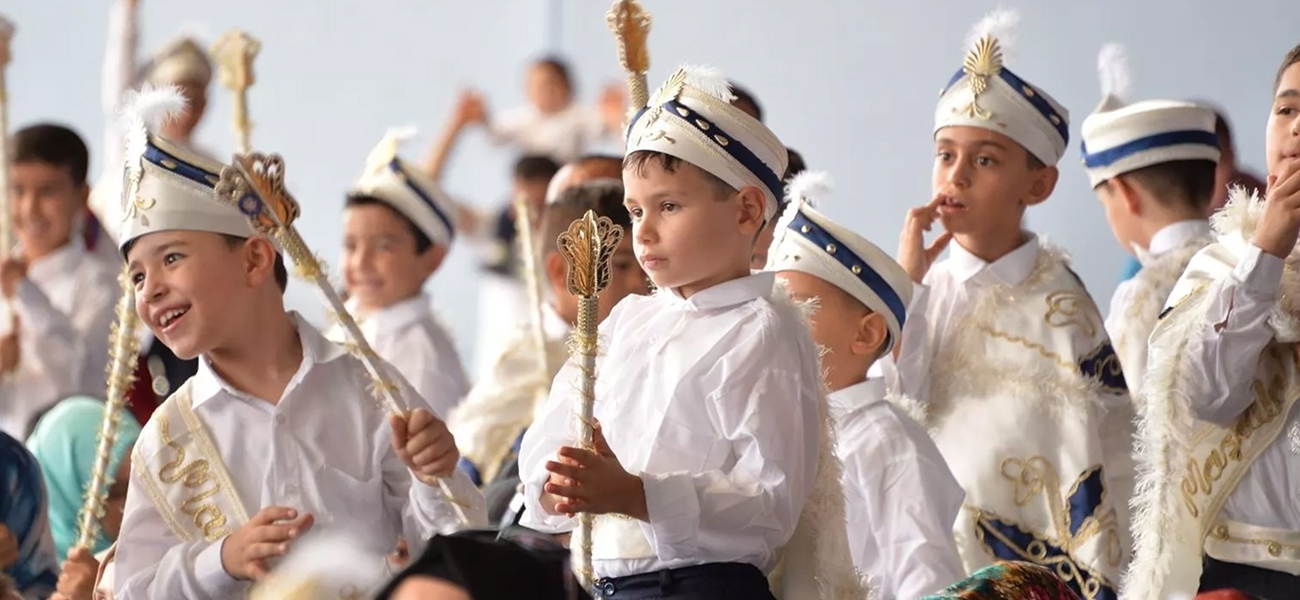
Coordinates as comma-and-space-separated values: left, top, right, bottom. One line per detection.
556, 210, 623, 589
211, 30, 260, 154
511, 194, 551, 398
606, 0, 652, 115
0, 15, 15, 255
214, 152, 472, 527
74, 269, 141, 550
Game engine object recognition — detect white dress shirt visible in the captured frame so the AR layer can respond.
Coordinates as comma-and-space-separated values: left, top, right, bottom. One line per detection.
1179, 244, 1300, 530
519, 272, 821, 579
341, 294, 470, 419
0, 240, 119, 440
831, 379, 965, 600
114, 314, 485, 600
489, 104, 609, 164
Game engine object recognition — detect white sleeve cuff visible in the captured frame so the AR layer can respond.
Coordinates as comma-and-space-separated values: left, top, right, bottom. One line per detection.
194, 538, 244, 597
639, 471, 701, 561
1236, 244, 1285, 300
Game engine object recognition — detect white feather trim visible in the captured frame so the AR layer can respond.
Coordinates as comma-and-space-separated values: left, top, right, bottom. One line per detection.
679, 64, 736, 103
382, 125, 419, 147
884, 390, 928, 426
964, 6, 1020, 58
1097, 43, 1131, 103
119, 84, 187, 174
787, 170, 834, 209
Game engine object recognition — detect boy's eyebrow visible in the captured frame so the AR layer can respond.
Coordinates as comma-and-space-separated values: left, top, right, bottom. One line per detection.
934, 137, 1008, 151
1278, 88, 1299, 100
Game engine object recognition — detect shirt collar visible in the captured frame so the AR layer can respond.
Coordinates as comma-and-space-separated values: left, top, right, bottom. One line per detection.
25, 239, 88, 285
191, 312, 348, 408
663, 272, 775, 311
828, 378, 887, 415
353, 294, 431, 334
947, 233, 1040, 286
1145, 219, 1211, 257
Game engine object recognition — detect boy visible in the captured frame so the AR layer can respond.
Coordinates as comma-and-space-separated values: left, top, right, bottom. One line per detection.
333, 128, 470, 418
1, 124, 120, 441
112, 101, 485, 599
769, 172, 965, 599
1131, 42, 1300, 600
885, 10, 1136, 598
1082, 43, 1220, 387
449, 180, 644, 512
519, 65, 859, 598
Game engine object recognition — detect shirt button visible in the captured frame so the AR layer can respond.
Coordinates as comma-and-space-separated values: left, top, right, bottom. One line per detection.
285, 483, 298, 495
276, 414, 287, 425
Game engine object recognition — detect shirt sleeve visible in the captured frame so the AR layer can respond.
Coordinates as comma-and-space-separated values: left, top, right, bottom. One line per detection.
380, 329, 470, 420
13, 270, 117, 399
1179, 244, 1282, 425
113, 456, 248, 600
517, 360, 582, 535
880, 283, 933, 404
487, 107, 531, 147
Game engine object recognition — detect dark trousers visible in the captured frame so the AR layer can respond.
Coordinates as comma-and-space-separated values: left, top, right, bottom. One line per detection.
594, 563, 775, 600
1200, 556, 1300, 599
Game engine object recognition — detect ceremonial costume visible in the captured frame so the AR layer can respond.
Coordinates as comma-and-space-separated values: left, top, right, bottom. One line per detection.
884, 12, 1136, 599
1080, 44, 1219, 388
326, 130, 470, 419
1127, 187, 1300, 599
520, 66, 863, 599
0, 239, 118, 441
766, 178, 965, 599
111, 106, 484, 599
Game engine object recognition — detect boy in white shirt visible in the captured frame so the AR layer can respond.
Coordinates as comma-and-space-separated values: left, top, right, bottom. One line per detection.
335, 128, 470, 418
1129, 42, 1300, 600
1080, 43, 1219, 387
768, 172, 965, 599
519, 65, 862, 599
1, 124, 119, 441
112, 94, 485, 600
885, 9, 1135, 598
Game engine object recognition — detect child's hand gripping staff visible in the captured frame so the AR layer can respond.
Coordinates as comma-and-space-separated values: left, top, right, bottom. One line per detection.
213, 152, 472, 527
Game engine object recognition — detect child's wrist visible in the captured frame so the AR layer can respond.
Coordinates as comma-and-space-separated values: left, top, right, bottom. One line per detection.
622, 473, 649, 522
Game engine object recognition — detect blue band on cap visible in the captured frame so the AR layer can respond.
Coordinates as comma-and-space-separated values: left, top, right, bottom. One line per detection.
788, 212, 907, 328
388, 159, 455, 243
943, 67, 1069, 147
1080, 130, 1220, 169
143, 143, 219, 189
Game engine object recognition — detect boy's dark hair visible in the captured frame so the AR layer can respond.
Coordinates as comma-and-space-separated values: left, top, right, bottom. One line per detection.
10, 123, 91, 184
540, 180, 631, 258
534, 56, 574, 93
514, 154, 561, 183
345, 195, 434, 254
622, 150, 737, 198
774, 147, 808, 219
728, 81, 763, 122
1026, 152, 1046, 171
1100, 159, 1218, 212
1276, 43, 1300, 91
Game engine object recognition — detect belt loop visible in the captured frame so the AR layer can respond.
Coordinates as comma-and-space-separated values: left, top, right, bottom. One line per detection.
658, 568, 673, 593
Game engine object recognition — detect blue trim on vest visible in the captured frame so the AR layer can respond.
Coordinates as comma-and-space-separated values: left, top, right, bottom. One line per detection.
388, 159, 455, 243
941, 67, 1069, 146
788, 212, 907, 328
143, 144, 219, 189
457, 456, 483, 487
1078, 341, 1128, 395
1080, 129, 1219, 169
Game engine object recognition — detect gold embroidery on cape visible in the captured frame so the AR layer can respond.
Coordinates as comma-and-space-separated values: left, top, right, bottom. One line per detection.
998, 457, 1123, 568
1209, 524, 1300, 558
155, 416, 232, 541
1045, 291, 1098, 338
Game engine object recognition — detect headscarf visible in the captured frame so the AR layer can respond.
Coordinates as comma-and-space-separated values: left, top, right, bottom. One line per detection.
921, 562, 1083, 600
25, 396, 142, 562
375, 529, 590, 600
0, 431, 59, 597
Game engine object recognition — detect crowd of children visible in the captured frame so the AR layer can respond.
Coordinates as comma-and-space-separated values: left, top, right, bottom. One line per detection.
2, 0, 1300, 599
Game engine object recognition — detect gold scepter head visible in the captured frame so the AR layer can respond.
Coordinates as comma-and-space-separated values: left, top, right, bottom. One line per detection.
211, 30, 260, 154
605, 0, 652, 115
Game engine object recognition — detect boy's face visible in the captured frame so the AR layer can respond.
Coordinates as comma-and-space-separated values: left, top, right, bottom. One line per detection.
776, 270, 879, 387
8, 160, 87, 260
513, 176, 551, 217
343, 204, 442, 313
623, 161, 764, 298
598, 237, 649, 319
932, 126, 1052, 242
1267, 62, 1300, 178
128, 231, 249, 360
527, 64, 570, 115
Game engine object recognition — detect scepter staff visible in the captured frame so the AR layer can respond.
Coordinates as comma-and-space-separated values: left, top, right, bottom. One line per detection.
211, 30, 259, 154
214, 151, 473, 526
0, 16, 15, 255
512, 193, 551, 395
556, 210, 622, 589
605, 1, 651, 116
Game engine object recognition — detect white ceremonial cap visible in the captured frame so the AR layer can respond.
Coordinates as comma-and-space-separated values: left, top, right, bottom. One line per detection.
1079, 44, 1220, 187
625, 65, 789, 221
349, 127, 458, 248
765, 172, 912, 351
116, 86, 254, 257
143, 38, 213, 87
935, 7, 1070, 166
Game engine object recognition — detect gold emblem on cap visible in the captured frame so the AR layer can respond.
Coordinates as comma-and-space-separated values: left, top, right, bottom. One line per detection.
713, 134, 729, 147
957, 32, 1003, 120
800, 225, 811, 233
695, 119, 710, 130
826, 243, 837, 254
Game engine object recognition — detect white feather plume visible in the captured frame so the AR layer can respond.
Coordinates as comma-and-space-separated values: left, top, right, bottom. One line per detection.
964, 6, 1020, 57
1097, 43, 1132, 102
679, 64, 736, 103
787, 170, 834, 209
118, 84, 187, 174
382, 125, 419, 147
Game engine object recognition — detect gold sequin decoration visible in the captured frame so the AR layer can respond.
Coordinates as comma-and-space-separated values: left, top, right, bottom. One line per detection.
161, 159, 179, 170
825, 243, 837, 254
695, 119, 710, 130
1045, 291, 1098, 338
851, 265, 862, 275
800, 225, 811, 233
713, 134, 729, 147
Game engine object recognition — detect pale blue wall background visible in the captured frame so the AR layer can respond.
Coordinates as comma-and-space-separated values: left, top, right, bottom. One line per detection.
6, 0, 1298, 369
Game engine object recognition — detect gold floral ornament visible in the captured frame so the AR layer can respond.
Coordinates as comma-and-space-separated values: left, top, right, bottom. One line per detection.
631, 68, 686, 146
606, 0, 652, 111
958, 32, 1003, 120
211, 30, 260, 154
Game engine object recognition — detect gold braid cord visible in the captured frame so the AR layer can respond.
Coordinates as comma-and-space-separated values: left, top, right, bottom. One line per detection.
555, 210, 623, 589
211, 30, 260, 154
214, 153, 471, 526
605, 0, 652, 118
75, 267, 141, 550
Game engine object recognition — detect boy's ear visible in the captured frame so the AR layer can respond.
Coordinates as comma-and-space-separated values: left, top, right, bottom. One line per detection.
851, 311, 890, 358
75, 182, 91, 207
417, 244, 449, 278
1024, 166, 1060, 207
243, 236, 279, 289
1112, 175, 1144, 216
543, 250, 568, 295
736, 186, 768, 236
